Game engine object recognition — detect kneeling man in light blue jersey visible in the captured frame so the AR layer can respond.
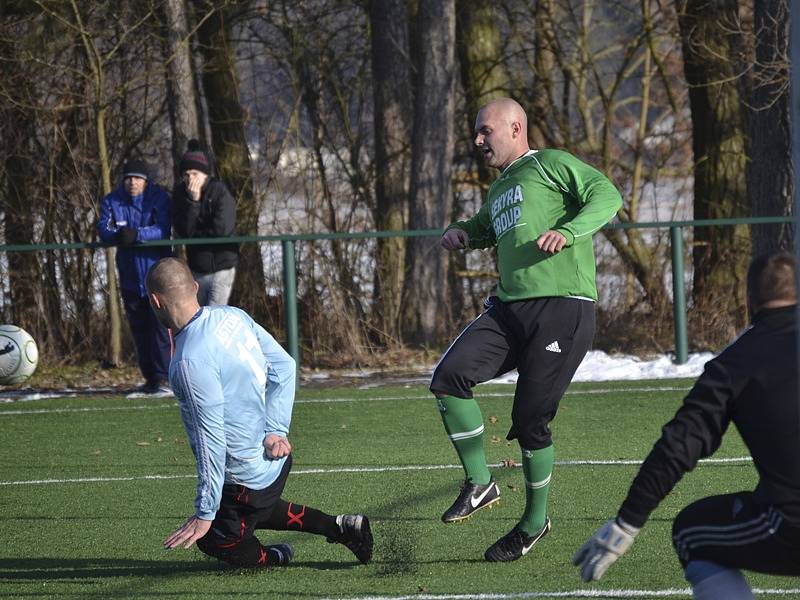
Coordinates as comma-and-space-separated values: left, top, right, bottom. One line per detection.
146, 257, 373, 568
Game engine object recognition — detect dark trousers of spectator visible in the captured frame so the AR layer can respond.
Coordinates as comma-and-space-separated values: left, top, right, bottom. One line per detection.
121, 289, 171, 385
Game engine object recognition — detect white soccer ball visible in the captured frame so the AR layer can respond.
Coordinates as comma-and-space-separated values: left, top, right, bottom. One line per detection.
0, 325, 39, 385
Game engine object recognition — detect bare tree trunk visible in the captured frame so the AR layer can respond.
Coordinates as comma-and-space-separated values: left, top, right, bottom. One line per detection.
453, 0, 508, 321
530, 0, 559, 149
403, 0, 457, 346
0, 10, 39, 333
676, 0, 749, 317
97, 111, 124, 367
162, 0, 201, 179
72, 0, 122, 366
196, 4, 269, 321
370, 0, 412, 344
456, 0, 508, 159
4, 119, 38, 332
746, 0, 792, 256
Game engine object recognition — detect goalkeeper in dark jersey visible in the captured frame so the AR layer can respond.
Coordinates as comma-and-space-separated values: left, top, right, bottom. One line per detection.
573, 251, 800, 599
430, 98, 622, 562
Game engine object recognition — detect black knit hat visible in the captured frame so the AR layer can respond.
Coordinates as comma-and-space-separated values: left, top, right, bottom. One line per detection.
122, 158, 150, 180
179, 139, 211, 175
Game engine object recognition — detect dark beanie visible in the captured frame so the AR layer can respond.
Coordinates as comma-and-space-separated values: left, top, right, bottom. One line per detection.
122, 158, 150, 180
180, 139, 211, 175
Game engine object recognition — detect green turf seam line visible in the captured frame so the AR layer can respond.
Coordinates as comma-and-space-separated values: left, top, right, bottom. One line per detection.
293, 386, 691, 403
0, 456, 753, 486
0, 384, 693, 406
0, 385, 694, 415
321, 588, 800, 599
0, 403, 176, 415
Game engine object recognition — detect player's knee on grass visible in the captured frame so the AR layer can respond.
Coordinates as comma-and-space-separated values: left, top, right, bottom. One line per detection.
196, 533, 225, 561
225, 537, 270, 567
197, 534, 264, 567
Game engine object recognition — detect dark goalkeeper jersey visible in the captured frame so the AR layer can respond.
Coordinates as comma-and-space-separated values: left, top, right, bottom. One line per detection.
618, 305, 800, 528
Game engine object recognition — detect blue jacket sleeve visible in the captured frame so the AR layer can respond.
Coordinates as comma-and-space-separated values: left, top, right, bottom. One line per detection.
138, 186, 171, 242
254, 323, 295, 438
97, 195, 119, 243
171, 358, 227, 521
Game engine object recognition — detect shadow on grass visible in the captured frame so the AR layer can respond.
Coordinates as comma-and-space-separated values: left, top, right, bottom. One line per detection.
0, 556, 367, 582
0, 557, 217, 581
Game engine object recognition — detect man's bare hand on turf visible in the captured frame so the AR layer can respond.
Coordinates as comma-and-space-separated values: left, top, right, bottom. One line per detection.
537, 230, 567, 254
164, 516, 212, 550
441, 228, 470, 250
264, 433, 292, 458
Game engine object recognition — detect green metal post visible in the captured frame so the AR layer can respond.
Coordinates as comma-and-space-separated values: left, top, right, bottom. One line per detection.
670, 226, 688, 364
281, 239, 300, 370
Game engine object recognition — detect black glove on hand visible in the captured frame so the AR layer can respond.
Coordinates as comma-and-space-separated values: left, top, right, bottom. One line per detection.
117, 226, 138, 246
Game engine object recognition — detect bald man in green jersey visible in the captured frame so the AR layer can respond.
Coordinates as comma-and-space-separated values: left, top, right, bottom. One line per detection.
430, 98, 622, 562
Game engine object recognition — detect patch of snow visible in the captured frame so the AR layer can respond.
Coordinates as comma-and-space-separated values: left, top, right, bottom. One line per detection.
488, 350, 714, 384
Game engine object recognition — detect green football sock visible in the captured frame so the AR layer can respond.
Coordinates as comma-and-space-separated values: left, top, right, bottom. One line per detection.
436, 395, 491, 485
519, 444, 554, 535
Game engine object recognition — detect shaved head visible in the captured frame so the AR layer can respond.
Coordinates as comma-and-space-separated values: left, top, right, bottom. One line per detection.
474, 97, 530, 170
480, 98, 528, 132
146, 257, 197, 301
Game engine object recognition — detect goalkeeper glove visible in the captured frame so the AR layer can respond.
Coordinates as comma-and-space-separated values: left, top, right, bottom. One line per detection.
572, 517, 640, 582
117, 226, 138, 246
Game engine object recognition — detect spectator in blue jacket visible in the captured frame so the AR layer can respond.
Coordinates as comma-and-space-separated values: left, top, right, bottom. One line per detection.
97, 158, 172, 394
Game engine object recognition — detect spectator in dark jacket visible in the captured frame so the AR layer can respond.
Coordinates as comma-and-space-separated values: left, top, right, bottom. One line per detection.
171, 140, 239, 306
97, 158, 172, 394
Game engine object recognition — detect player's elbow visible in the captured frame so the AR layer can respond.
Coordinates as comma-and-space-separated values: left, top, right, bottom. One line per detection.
278, 354, 296, 379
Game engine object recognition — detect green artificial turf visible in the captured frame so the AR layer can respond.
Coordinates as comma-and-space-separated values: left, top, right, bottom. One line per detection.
1, 380, 798, 599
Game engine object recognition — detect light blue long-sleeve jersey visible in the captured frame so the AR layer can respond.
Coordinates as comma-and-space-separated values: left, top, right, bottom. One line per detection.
169, 306, 295, 520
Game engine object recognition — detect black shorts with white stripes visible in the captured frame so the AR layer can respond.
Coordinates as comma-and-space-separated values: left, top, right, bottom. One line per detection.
430, 296, 595, 449
672, 492, 800, 576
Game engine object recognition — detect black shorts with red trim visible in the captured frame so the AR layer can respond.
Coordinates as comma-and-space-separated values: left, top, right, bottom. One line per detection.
672, 492, 800, 576
196, 455, 292, 563
430, 296, 595, 449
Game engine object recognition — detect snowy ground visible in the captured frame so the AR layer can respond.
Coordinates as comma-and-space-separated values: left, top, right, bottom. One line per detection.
513, 349, 713, 383
0, 350, 714, 402
303, 349, 715, 390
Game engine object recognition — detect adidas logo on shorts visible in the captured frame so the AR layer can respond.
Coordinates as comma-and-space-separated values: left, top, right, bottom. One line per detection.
545, 341, 561, 353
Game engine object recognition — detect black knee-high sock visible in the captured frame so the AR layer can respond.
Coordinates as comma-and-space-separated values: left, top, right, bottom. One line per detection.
257, 498, 340, 538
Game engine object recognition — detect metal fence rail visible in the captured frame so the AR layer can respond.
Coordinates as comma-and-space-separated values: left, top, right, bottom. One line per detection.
0, 215, 793, 367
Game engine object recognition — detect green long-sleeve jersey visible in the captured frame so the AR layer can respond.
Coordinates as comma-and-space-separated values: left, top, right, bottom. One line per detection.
449, 149, 622, 302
